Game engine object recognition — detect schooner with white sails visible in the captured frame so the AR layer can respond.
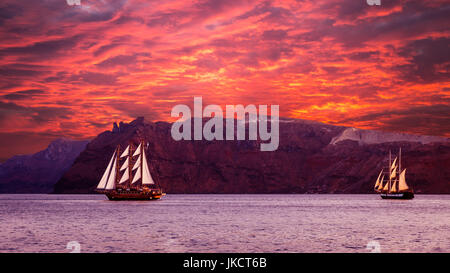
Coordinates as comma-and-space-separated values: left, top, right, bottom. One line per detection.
96, 140, 164, 200
374, 148, 414, 199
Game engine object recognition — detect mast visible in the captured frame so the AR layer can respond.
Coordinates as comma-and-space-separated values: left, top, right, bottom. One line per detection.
140, 140, 143, 189
128, 141, 132, 189
389, 150, 391, 193
398, 147, 401, 193
116, 146, 120, 189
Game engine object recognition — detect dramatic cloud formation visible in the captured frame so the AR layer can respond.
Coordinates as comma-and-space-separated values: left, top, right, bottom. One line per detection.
0, 0, 449, 160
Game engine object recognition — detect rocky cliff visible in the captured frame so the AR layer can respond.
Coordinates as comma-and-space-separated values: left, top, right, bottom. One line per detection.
0, 138, 88, 193
53, 117, 450, 194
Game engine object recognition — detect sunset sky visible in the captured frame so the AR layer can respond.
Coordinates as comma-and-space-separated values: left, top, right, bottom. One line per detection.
0, 0, 449, 160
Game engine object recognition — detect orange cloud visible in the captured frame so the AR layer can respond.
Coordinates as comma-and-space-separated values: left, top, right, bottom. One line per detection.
0, 0, 449, 159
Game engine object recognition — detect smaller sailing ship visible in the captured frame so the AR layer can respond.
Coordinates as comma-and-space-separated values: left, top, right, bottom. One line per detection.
374, 148, 414, 200
96, 140, 165, 200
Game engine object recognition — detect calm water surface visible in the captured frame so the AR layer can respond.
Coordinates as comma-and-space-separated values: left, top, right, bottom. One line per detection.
0, 194, 448, 253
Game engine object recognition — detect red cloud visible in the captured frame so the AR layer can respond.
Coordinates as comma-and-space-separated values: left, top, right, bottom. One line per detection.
0, 0, 448, 159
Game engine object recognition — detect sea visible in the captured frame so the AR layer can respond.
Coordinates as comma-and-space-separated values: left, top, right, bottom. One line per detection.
0, 194, 448, 253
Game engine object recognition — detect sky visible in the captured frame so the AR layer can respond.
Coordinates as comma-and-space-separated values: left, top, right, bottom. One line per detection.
0, 0, 449, 160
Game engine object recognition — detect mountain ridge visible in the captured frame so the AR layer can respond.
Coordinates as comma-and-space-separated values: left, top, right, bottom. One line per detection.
0, 138, 89, 193
53, 117, 450, 194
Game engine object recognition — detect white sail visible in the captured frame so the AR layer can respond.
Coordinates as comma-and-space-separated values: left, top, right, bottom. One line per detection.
132, 166, 141, 183
132, 155, 141, 171
390, 157, 397, 171
382, 180, 389, 191
390, 166, 397, 179
390, 180, 397, 193
120, 158, 129, 171
97, 151, 116, 189
105, 155, 117, 190
398, 169, 409, 191
142, 150, 155, 185
133, 143, 141, 157
120, 145, 129, 158
374, 170, 383, 189
119, 169, 129, 184
377, 175, 385, 190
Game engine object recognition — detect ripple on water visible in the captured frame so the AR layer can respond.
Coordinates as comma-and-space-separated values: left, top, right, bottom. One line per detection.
0, 194, 449, 253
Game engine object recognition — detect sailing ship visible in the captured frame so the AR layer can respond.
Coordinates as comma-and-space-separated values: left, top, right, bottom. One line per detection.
95, 140, 165, 200
374, 148, 414, 200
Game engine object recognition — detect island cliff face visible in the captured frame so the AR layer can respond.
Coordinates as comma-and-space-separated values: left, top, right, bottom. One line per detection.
53, 117, 450, 194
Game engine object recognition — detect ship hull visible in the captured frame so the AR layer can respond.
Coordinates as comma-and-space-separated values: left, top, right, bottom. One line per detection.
380, 192, 414, 200
98, 189, 164, 201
